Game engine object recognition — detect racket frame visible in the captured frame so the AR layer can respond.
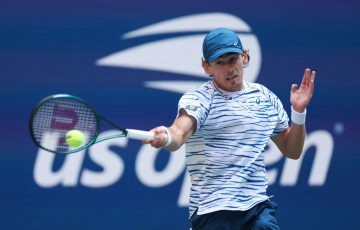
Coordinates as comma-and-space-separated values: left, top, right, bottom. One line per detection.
29, 94, 132, 154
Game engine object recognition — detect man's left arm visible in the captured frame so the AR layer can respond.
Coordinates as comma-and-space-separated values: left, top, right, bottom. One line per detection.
271, 68, 316, 159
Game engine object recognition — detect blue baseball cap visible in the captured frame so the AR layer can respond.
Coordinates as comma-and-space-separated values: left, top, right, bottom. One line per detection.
202, 28, 243, 62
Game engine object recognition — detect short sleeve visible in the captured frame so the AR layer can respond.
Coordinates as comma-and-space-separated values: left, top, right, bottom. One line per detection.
178, 91, 211, 132
260, 85, 289, 135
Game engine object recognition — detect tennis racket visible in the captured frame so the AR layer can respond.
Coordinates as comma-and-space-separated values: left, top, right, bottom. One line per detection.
29, 94, 154, 154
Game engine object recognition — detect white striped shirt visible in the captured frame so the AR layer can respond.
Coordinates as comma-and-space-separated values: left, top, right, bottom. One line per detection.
178, 80, 289, 217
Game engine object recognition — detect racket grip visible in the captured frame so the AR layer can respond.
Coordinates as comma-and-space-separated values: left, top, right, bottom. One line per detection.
126, 129, 154, 140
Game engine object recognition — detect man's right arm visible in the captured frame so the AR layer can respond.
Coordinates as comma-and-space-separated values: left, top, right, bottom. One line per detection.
145, 108, 196, 152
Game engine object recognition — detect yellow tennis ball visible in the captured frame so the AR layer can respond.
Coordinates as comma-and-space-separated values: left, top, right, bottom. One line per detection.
65, 130, 84, 147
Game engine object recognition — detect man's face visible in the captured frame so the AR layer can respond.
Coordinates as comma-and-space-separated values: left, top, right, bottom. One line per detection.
204, 53, 245, 92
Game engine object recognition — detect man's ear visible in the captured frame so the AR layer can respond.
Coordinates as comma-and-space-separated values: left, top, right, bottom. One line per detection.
242, 50, 250, 67
202, 59, 212, 75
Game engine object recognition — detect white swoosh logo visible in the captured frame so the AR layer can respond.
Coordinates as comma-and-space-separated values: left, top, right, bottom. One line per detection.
96, 13, 261, 94
122, 12, 251, 39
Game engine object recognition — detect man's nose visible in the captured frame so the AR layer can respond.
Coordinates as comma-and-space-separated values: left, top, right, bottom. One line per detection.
226, 63, 235, 72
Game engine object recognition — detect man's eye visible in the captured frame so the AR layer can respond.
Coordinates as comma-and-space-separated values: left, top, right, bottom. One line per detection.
216, 61, 225, 65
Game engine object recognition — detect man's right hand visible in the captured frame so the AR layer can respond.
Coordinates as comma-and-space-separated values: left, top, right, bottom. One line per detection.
143, 126, 170, 148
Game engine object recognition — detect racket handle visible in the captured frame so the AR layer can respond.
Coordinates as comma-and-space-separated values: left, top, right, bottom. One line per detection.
126, 129, 154, 140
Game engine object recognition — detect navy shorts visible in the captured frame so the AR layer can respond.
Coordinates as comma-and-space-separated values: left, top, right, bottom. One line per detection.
190, 200, 280, 230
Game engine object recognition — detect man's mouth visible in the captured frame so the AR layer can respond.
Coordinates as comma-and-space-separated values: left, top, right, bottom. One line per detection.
226, 75, 238, 80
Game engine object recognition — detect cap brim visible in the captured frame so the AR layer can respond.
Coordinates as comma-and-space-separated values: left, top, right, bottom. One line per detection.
207, 47, 243, 62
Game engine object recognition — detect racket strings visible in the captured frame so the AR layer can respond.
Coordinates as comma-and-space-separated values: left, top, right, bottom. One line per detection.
31, 97, 98, 153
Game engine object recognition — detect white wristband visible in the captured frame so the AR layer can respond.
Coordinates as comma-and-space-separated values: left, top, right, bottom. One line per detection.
164, 127, 172, 147
291, 106, 307, 125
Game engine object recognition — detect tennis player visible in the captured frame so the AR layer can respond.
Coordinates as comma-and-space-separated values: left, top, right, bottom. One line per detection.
145, 28, 315, 229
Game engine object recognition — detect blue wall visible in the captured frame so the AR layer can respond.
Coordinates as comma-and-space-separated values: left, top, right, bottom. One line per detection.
1, 0, 359, 229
